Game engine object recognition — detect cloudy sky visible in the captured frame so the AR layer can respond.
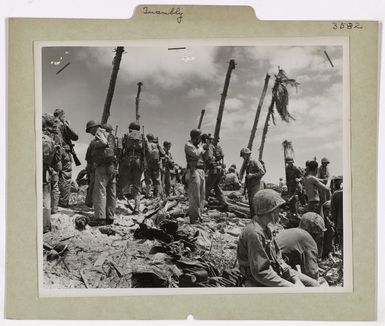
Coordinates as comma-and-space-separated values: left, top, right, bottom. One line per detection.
41, 43, 344, 183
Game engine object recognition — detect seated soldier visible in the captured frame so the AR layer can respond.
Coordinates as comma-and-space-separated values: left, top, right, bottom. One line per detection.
223, 166, 241, 190
237, 189, 319, 287
276, 212, 327, 280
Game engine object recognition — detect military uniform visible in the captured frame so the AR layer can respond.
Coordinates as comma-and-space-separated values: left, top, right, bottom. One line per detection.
276, 228, 319, 280
42, 115, 62, 233
285, 163, 304, 214
145, 140, 164, 198
55, 116, 79, 207
245, 158, 266, 217
162, 145, 174, 197
85, 142, 95, 207
91, 127, 116, 222
185, 140, 205, 224
119, 127, 145, 212
43, 120, 63, 214
204, 143, 228, 207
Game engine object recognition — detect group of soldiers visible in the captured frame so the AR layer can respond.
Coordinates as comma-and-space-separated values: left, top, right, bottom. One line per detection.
42, 110, 344, 288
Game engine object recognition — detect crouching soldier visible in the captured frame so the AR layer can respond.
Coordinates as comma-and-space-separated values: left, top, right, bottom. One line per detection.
237, 189, 319, 287
85, 120, 117, 226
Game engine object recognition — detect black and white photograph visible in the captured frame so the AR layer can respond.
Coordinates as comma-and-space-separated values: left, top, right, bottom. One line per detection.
37, 39, 350, 294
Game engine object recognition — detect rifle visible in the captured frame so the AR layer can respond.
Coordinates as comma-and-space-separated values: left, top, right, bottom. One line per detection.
68, 141, 81, 166
142, 126, 148, 171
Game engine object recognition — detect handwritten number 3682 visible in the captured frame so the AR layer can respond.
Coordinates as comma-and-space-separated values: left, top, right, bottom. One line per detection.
332, 22, 363, 30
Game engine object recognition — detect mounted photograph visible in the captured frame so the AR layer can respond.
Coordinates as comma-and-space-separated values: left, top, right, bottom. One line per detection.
36, 38, 350, 295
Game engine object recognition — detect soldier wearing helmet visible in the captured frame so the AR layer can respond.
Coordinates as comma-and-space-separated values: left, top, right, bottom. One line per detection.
203, 134, 228, 209
161, 140, 175, 197
237, 189, 319, 287
85, 120, 117, 226
119, 122, 147, 213
144, 133, 165, 198
240, 147, 266, 217
184, 129, 205, 223
285, 157, 304, 214
53, 108, 79, 208
317, 157, 331, 204
275, 212, 325, 281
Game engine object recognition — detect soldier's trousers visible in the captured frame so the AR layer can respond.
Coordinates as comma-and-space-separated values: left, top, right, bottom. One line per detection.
146, 165, 162, 197
43, 182, 52, 233
85, 170, 95, 208
206, 170, 227, 206
93, 164, 116, 220
119, 156, 142, 211
59, 151, 72, 207
186, 169, 205, 224
51, 171, 60, 213
162, 168, 172, 197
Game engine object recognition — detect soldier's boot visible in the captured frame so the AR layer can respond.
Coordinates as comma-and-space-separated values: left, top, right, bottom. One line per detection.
133, 195, 141, 215
145, 184, 152, 198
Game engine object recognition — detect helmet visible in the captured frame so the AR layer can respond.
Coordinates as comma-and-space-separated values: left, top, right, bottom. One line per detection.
253, 189, 286, 215
53, 108, 65, 118
146, 133, 154, 141
299, 212, 327, 235
240, 148, 251, 157
228, 167, 235, 173
190, 129, 202, 139
85, 120, 100, 132
321, 157, 330, 164
163, 140, 171, 147
129, 122, 140, 131
230, 164, 236, 169
153, 136, 159, 144
42, 113, 55, 128
285, 157, 294, 163
102, 123, 113, 132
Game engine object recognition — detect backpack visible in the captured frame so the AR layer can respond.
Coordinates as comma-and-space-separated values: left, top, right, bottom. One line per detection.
123, 130, 143, 154
42, 134, 56, 166
92, 132, 116, 165
147, 142, 160, 163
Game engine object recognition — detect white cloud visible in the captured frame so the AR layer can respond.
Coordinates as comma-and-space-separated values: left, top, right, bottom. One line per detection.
80, 46, 219, 89
187, 87, 206, 98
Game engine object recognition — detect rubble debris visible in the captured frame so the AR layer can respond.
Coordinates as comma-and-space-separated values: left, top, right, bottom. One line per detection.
43, 186, 344, 289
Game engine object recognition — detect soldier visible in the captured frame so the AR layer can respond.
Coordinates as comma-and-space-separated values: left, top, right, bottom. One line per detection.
303, 160, 330, 214
185, 129, 205, 224
42, 114, 62, 233
318, 157, 331, 204
285, 157, 304, 214
53, 108, 79, 207
145, 133, 164, 198
223, 166, 241, 191
240, 148, 266, 217
42, 113, 63, 214
237, 189, 319, 287
85, 120, 116, 226
203, 135, 228, 208
161, 140, 174, 197
276, 212, 327, 280
85, 138, 96, 208
331, 176, 343, 251
119, 122, 146, 214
